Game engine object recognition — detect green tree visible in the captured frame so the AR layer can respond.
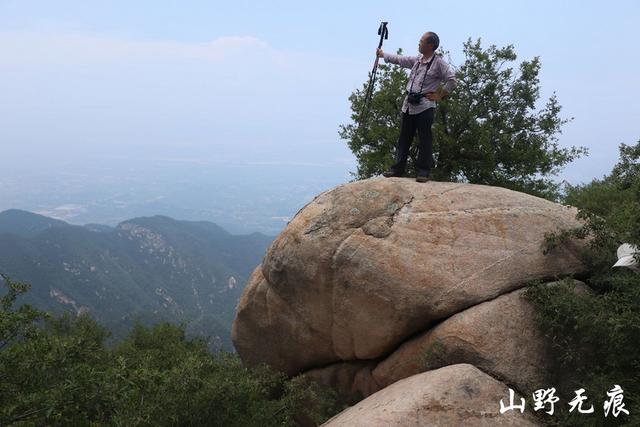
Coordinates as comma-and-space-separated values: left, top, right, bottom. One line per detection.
543, 140, 640, 272
526, 140, 640, 426
0, 275, 342, 426
339, 38, 588, 201
0, 274, 47, 351
563, 140, 640, 254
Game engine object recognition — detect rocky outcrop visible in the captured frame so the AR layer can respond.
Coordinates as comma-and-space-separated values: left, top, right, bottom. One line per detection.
302, 279, 588, 405
371, 280, 590, 394
321, 364, 541, 426
233, 178, 586, 369
231, 177, 589, 418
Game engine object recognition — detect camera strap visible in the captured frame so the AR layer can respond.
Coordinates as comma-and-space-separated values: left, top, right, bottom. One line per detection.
409, 54, 437, 94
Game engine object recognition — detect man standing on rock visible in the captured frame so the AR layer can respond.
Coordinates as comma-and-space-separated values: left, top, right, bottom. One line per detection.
377, 31, 457, 182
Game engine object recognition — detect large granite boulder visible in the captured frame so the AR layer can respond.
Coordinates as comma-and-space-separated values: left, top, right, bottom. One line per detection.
371, 279, 589, 395
321, 364, 541, 426
302, 279, 588, 405
232, 178, 587, 380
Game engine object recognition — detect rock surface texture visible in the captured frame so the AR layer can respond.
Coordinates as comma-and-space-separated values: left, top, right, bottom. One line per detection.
321, 364, 541, 426
231, 177, 588, 422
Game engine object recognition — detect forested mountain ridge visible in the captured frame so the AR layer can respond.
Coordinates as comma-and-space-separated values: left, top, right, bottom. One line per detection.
0, 209, 273, 350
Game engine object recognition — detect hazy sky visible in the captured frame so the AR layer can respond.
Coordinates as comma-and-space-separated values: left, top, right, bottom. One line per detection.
1, 0, 639, 185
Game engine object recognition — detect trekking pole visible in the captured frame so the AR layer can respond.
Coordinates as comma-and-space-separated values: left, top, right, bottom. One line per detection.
362, 21, 388, 123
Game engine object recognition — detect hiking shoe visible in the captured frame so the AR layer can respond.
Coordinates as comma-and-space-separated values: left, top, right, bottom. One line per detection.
416, 173, 430, 182
383, 170, 403, 178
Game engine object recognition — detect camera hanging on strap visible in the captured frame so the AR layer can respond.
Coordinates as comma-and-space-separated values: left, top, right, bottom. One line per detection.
407, 54, 437, 104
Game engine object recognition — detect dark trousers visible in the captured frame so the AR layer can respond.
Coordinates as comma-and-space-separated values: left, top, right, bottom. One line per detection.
390, 107, 435, 174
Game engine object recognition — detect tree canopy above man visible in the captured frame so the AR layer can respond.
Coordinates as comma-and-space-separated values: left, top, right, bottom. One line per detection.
340, 37, 588, 201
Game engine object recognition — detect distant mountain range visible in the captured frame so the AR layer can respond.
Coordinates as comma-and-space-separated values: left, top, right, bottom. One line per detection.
0, 209, 274, 351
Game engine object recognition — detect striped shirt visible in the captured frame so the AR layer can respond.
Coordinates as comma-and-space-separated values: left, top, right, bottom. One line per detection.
382, 52, 457, 115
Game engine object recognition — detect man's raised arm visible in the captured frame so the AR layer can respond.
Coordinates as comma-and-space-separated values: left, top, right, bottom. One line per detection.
377, 49, 418, 69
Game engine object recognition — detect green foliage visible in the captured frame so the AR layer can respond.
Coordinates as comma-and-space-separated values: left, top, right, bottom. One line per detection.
563, 141, 640, 257
525, 277, 639, 426
0, 276, 340, 426
340, 38, 588, 200
0, 274, 49, 350
525, 140, 640, 426
543, 140, 640, 274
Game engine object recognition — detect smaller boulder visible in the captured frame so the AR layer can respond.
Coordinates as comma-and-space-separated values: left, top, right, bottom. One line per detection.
321, 364, 540, 426
372, 279, 590, 395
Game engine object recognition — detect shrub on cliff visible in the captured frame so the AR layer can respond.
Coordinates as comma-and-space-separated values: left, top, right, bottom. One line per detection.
526, 140, 640, 426
0, 275, 340, 426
